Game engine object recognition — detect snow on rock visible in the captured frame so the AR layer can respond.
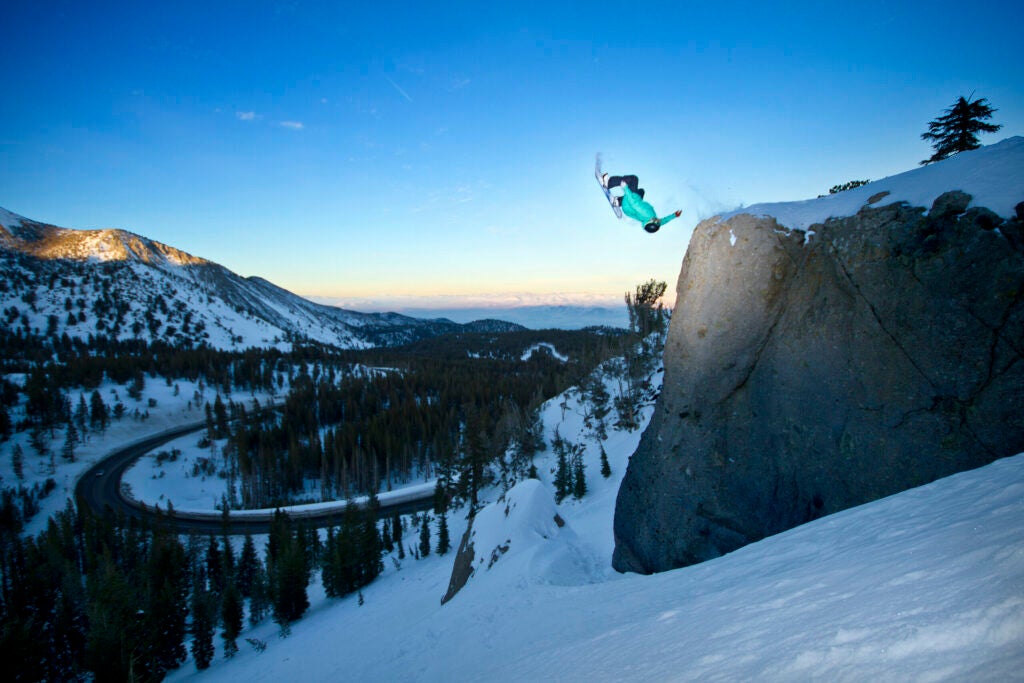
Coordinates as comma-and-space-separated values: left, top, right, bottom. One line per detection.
720, 136, 1024, 231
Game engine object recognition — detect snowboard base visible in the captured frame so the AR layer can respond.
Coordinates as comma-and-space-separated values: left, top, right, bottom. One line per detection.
595, 154, 623, 219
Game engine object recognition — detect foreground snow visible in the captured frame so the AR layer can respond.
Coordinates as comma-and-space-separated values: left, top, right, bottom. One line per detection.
170, 378, 1024, 682
721, 136, 1024, 231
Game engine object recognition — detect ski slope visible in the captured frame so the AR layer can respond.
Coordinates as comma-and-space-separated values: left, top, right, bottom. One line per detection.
169, 373, 1024, 682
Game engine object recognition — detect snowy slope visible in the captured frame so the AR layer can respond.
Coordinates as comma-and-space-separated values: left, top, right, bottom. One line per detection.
720, 136, 1024, 231
157, 356, 1021, 683
0, 209, 511, 349
169, 376, 1024, 682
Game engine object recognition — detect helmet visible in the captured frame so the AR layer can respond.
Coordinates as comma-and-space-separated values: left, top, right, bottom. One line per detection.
643, 219, 661, 234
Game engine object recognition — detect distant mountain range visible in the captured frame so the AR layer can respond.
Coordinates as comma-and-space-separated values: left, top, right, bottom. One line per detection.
0, 207, 524, 350
359, 304, 630, 331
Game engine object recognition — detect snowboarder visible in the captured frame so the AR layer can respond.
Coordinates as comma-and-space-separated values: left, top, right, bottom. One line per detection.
597, 166, 681, 233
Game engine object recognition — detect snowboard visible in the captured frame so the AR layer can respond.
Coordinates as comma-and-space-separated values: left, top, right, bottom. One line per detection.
595, 154, 623, 219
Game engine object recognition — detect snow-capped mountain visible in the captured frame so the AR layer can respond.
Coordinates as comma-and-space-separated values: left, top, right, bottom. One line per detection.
0, 207, 523, 349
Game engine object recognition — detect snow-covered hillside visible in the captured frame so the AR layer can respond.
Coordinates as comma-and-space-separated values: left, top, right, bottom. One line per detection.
0, 208, 523, 350
0, 376, 285, 537
722, 136, 1024, 231
165, 366, 1024, 682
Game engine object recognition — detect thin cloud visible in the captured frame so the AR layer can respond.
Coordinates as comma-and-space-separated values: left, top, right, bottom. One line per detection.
280, 121, 304, 130
236, 111, 257, 121
384, 76, 413, 103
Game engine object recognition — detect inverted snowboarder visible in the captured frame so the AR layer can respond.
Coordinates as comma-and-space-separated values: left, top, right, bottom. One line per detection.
595, 155, 681, 233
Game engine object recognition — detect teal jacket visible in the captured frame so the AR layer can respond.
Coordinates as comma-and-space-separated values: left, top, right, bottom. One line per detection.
619, 186, 680, 229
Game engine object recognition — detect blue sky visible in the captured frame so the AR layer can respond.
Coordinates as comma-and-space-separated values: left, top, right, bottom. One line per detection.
3, 0, 1022, 311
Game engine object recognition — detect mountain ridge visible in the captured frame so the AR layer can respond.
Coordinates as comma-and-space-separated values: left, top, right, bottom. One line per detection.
0, 207, 524, 350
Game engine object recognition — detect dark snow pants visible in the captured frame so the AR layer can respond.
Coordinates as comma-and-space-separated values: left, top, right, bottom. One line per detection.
606, 175, 645, 199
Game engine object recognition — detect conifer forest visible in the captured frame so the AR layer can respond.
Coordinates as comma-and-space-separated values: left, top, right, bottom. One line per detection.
0, 311, 663, 681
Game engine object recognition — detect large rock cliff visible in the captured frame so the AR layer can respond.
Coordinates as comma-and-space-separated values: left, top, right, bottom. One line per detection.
612, 190, 1024, 574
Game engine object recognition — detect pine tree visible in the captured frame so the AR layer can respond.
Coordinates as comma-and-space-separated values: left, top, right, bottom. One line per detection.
12, 443, 24, 480
625, 279, 668, 339
205, 536, 225, 599
572, 449, 587, 500
418, 514, 432, 558
127, 370, 145, 401
144, 531, 189, 676
460, 408, 491, 512
358, 492, 383, 584
433, 478, 447, 514
599, 444, 612, 479
5, 506, 88, 681
921, 95, 1002, 165
391, 512, 403, 548
552, 431, 571, 503
222, 534, 236, 583
84, 553, 137, 681
213, 394, 229, 437
582, 373, 611, 441
248, 563, 270, 626
331, 503, 360, 595
268, 514, 309, 629
237, 534, 259, 598
190, 581, 216, 670
89, 390, 108, 431
381, 517, 393, 552
221, 582, 243, 659
436, 511, 451, 556
0, 404, 10, 440
74, 395, 89, 439
62, 423, 79, 462
321, 526, 339, 598
205, 402, 215, 442
827, 179, 870, 195
273, 537, 309, 627
29, 425, 49, 458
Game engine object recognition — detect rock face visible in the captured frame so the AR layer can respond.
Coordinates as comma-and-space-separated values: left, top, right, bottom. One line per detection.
612, 192, 1024, 574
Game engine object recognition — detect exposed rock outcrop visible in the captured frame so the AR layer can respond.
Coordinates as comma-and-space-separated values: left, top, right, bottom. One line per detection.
612, 192, 1024, 574
442, 516, 477, 605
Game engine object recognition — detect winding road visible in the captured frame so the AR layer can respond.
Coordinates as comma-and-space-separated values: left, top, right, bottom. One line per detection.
75, 420, 436, 535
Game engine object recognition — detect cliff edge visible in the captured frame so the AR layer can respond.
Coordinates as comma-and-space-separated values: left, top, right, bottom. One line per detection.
613, 176, 1024, 574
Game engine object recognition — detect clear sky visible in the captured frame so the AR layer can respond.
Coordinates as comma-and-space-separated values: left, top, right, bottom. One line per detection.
3, 0, 1022, 311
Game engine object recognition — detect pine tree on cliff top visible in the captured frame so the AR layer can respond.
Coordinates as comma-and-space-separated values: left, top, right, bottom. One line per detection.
921, 95, 1001, 165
